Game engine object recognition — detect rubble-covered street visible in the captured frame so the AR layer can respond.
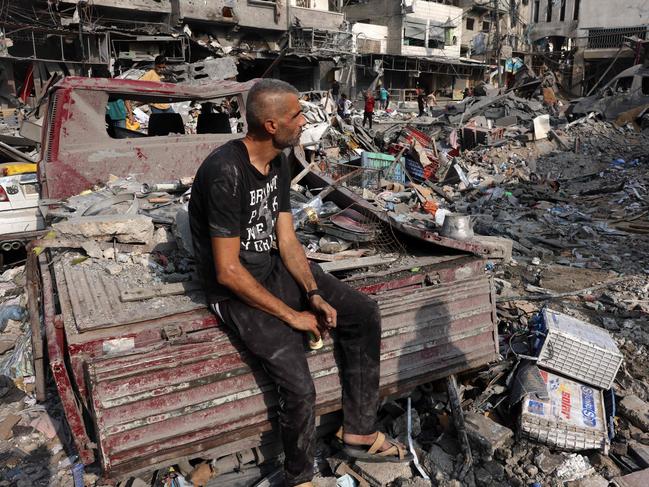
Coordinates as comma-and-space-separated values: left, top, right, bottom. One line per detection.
2, 1, 649, 487
2, 104, 649, 486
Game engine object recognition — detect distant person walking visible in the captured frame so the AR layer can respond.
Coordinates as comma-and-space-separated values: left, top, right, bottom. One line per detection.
426, 91, 438, 114
379, 86, 389, 110
337, 93, 352, 120
416, 88, 426, 117
362, 90, 375, 129
106, 99, 134, 130
331, 79, 341, 103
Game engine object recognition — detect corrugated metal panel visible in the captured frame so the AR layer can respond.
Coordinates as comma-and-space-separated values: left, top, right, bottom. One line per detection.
60, 265, 204, 331
87, 276, 498, 477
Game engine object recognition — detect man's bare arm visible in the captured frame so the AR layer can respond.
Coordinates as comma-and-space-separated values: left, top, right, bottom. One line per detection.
211, 236, 321, 337
275, 212, 318, 294
276, 212, 337, 328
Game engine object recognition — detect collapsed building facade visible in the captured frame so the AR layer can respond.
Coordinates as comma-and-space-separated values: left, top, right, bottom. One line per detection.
344, 0, 487, 99
0, 0, 353, 108
529, 0, 649, 96
0, 1, 495, 109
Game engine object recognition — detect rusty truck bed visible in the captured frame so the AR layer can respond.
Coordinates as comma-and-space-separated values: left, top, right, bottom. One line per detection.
30, 245, 498, 480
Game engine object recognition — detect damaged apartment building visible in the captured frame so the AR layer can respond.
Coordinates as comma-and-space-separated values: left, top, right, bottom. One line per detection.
528, 0, 649, 95
344, 0, 487, 100
0, 0, 355, 109
0, 0, 502, 110
459, 0, 532, 70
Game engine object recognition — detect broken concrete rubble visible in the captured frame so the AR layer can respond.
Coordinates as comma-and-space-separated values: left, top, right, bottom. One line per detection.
619, 395, 649, 433
52, 214, 155, 245
464, 413, 514, 461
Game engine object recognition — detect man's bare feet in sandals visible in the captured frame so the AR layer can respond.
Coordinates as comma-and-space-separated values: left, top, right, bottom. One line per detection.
340, 430, 414, 463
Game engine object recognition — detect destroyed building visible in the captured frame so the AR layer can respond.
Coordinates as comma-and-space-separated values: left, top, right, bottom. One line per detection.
459, 0, 532, 71
528, 0, 649, 96
344, 0, 486, 98
0, 0, 353, 107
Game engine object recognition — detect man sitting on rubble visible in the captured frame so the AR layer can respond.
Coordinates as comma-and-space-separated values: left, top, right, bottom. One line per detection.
188, 79, 412, 487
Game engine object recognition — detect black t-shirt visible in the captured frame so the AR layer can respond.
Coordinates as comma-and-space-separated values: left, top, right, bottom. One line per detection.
188, 140, 291, 303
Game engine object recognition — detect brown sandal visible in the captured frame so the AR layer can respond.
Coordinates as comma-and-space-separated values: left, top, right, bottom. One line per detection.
337, 429, 414, 463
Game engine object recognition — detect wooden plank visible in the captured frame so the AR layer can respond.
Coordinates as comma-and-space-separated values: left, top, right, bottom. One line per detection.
119, 281, 202, 302
319, 254, 398, 272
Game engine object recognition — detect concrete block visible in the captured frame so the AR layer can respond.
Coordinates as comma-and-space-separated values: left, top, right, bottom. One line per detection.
495, 115, 518, 127
611, 467, 649, 487
619, 395, 649, 433
0, 413, 21, 440
464, 413, 513, 460
352, 460, 414, 487
53, 214, 154, 244
423, 444, 454, 481
565, 474, 611, 487
473, 235, 513, 262
533, 114, 550, 140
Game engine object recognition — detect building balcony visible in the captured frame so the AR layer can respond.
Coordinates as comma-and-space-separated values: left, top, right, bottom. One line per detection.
458, 0, 508, 14
288, 5, 345, 31
59, 0, 171, 14
288, 27, 353, 55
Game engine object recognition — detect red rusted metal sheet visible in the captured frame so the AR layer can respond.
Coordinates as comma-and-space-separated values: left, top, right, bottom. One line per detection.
36, 253, 96, 464
83, 272, 497, 477
34, 238, 498, 479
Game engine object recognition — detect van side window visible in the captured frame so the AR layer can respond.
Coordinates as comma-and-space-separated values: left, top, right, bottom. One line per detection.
105, 94, 245, 139
614, 77, 633, 93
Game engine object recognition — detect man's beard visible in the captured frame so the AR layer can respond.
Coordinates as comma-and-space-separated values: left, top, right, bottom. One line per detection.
274, 128, 302, 149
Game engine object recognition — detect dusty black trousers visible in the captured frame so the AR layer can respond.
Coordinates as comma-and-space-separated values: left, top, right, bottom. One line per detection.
218, 260, 382, 486
362, 111, 373, 129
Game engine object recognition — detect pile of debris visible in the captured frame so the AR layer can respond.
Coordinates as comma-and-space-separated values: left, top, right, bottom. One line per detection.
2, 75, 649, 487
0, 264, 97, 487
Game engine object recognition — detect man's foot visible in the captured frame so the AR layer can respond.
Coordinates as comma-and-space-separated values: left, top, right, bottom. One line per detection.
343, 431, 403, 453
337, 429, 413, 463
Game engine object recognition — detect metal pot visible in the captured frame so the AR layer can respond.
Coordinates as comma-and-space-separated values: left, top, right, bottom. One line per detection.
440, 213, 475, 241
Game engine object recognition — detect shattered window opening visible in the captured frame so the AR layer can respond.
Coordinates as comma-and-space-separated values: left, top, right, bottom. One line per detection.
612, 77, 633, 93
466, 18, 475, 31
104, 94, 245, 139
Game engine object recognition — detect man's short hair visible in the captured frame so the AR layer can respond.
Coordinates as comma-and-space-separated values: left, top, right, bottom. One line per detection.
246, 79, 299, 133
154, 55, 167, 66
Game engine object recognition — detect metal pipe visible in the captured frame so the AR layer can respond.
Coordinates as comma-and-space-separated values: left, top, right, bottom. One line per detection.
1, 242, 12, 251
11, 241, 21, 250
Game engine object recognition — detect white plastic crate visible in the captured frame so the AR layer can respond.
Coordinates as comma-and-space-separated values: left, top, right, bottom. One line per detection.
520, 369, 609, 453
537, 309, 623, 390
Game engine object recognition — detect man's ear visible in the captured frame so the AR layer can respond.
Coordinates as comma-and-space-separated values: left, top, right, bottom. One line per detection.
263, 118, 278, 135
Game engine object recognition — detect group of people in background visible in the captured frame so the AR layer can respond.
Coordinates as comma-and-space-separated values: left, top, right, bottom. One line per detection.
416, 87, 439, 117
106, 55, 176, 132
333, 82, 390, 130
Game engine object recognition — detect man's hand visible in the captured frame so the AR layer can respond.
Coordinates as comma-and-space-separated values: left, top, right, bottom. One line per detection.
286, 310, 321, 341
309, 295, 337, 330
